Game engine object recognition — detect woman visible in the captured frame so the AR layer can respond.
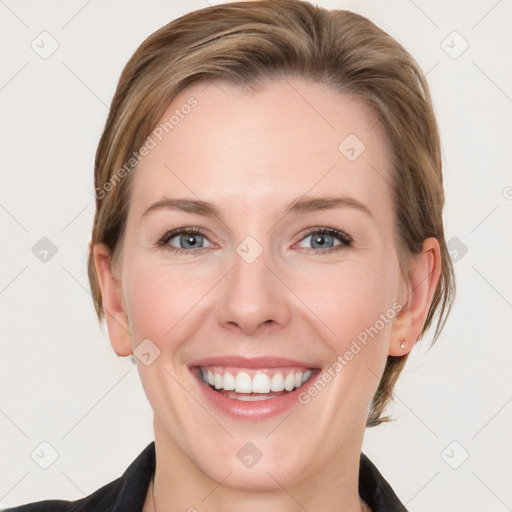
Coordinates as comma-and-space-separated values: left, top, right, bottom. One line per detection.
6, 0, 455, 510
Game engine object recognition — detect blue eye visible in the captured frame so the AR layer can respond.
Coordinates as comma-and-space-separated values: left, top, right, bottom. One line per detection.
297, 228, 353, 254
156, 226, 353, 255
157, 228, 212, 254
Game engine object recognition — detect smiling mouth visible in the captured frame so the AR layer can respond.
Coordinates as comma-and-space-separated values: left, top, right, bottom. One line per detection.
193, 365, 316, 401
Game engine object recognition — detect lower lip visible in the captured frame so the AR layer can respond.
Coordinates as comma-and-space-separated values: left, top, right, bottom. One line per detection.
192, 370, 318, 421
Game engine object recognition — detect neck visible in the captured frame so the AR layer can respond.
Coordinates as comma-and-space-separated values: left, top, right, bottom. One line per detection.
146, 415, 370, 512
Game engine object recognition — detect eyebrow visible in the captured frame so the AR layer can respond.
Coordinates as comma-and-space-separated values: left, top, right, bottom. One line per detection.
141, 195, 373, 220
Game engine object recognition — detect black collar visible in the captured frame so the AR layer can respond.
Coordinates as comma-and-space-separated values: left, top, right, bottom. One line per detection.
358, 452, 408, 511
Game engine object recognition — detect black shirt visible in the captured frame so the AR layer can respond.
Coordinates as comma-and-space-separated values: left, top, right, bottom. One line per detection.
3, 442, 408, 511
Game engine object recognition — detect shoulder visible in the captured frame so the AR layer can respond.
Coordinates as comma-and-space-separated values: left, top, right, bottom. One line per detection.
2, 476, 122, 512
359, 452, 408, 511
2, 441, 155, 512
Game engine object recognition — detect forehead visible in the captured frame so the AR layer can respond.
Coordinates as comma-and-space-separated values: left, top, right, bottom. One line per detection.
129, 78, 393, 219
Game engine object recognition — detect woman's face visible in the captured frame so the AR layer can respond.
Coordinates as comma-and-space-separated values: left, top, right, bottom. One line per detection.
101, 78, 412, 489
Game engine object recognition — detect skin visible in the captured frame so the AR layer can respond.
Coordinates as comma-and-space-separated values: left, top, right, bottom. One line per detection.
93, 78, 441, 512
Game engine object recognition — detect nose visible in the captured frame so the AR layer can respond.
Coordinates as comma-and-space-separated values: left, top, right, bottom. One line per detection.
215, 243, 292, 337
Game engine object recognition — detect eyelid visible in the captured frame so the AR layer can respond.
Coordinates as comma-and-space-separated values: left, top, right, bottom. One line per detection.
156, 226, 353, 254
156, 227, 215, 249
294, 226, 353, 253
298, 226, 352, 244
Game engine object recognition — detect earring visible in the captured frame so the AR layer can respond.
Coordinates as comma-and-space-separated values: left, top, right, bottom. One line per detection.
399, 337, 406, 349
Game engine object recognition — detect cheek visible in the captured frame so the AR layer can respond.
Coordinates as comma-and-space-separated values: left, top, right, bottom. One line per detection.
124, 262, 203, 342
298, 256, 399, 346
291, 256, 399, 417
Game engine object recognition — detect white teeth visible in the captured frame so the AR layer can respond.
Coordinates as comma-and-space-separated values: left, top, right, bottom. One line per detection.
200, 368, 314, 394
230, 394, 278, 401
252, 373, 271, 393
270, 373, 285, 392
234, 371, 252, 393
284, 372, 295, 391
223, 372, 235, 391
302, 370, 312, 384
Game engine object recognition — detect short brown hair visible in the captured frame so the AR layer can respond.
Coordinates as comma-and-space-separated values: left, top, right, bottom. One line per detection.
87, 0, 456, 426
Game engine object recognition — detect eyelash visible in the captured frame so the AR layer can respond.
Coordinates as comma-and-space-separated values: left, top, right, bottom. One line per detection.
156, 226, 353, 256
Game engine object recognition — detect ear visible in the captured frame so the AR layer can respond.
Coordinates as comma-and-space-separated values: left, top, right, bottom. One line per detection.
389, 237, 442, 356
92, 242, 133, 357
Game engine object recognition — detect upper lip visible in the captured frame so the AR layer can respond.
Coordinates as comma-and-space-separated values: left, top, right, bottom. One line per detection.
188, 355, 319, 369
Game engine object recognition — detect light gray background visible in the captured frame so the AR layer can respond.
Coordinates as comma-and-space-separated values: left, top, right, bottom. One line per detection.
1, 0, 511, 510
